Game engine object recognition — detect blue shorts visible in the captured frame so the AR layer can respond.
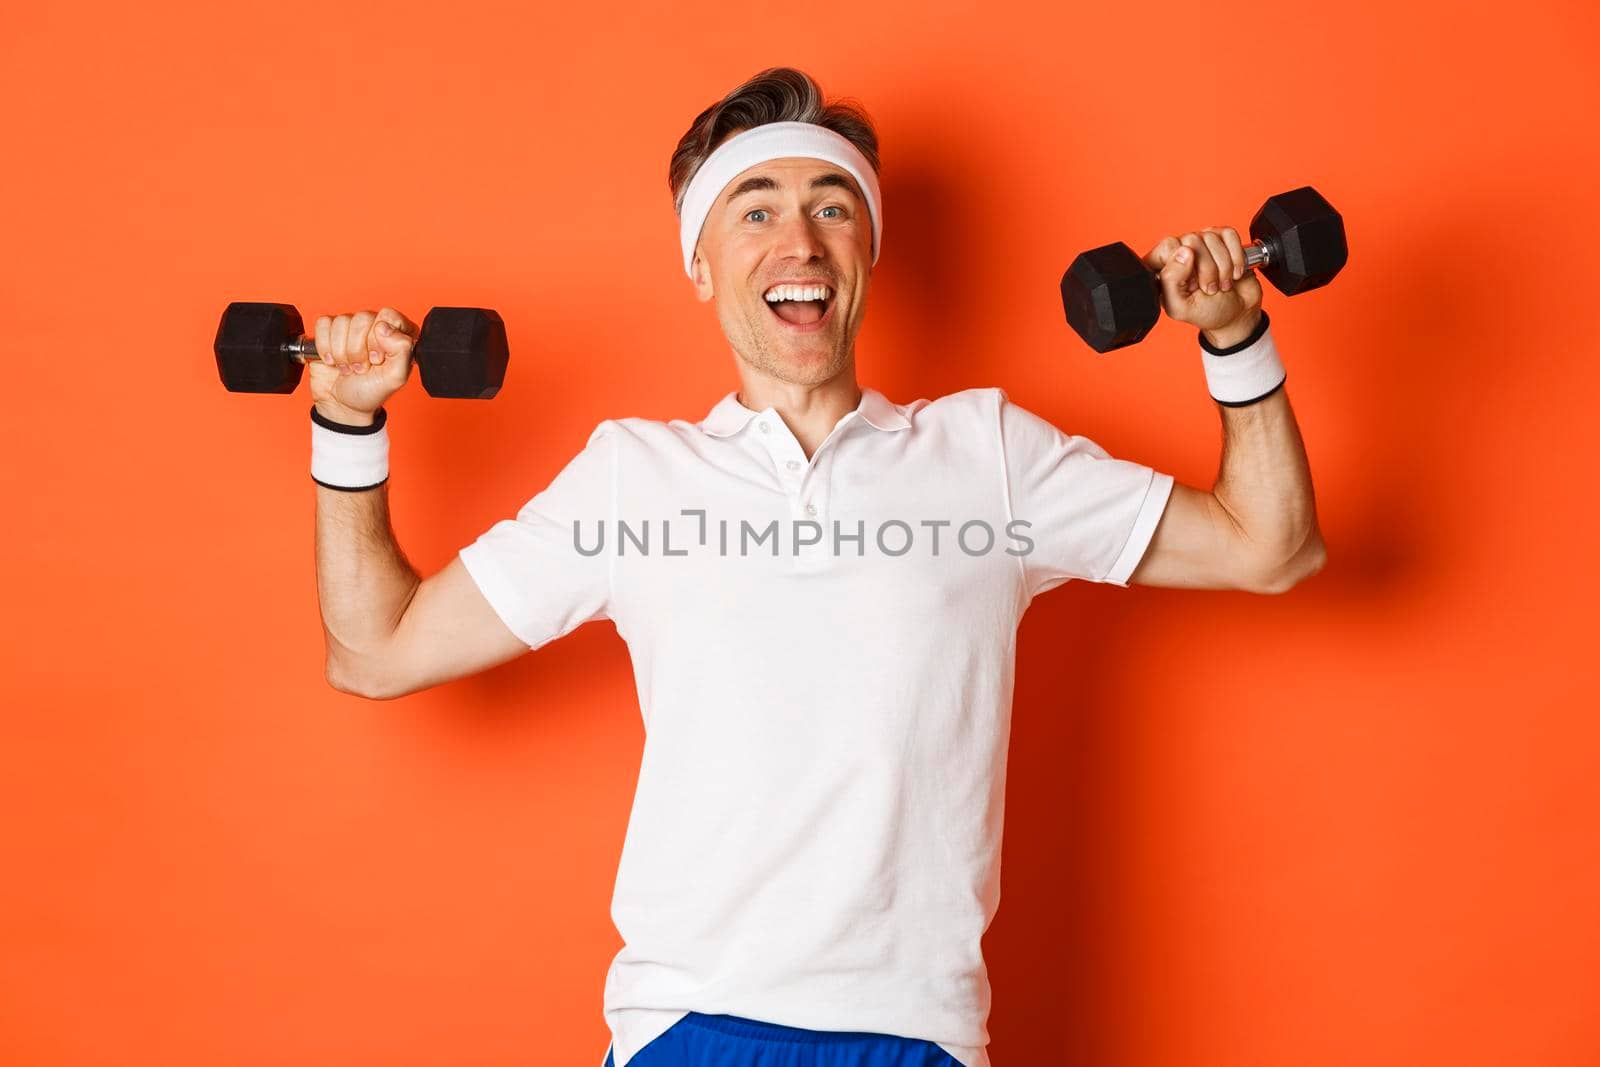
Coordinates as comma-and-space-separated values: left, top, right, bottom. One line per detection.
604, 1012, 964, 1066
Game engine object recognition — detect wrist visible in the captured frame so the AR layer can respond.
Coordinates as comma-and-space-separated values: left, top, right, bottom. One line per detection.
1197, 311, 1286, 406
1201, 306, 1264, 350
310, 404, 390, 491
313, 400, 377, 428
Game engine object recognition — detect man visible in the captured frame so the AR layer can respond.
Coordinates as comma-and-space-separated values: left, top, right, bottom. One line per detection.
307, 67, 1325, 1067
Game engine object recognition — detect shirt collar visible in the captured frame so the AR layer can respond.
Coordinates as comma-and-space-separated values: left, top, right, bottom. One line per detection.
700, 386, 911, 438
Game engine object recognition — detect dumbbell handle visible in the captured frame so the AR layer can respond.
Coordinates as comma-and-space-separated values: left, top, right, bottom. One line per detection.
1242, 241, 1272, 269
281, 331, 414, 364
1159, 239, 1272, 274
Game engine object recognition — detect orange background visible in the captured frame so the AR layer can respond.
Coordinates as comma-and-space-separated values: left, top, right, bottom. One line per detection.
2, 1, 1597, 1064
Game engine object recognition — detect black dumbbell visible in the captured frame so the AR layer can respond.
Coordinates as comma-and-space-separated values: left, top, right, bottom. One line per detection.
1060, 186, 1349, 353
213, 302, 510, 398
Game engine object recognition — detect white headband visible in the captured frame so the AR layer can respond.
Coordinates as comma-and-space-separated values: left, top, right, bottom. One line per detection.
677, 120, 883, 280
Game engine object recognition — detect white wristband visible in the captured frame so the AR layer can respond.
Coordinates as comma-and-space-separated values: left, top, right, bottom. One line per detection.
310, 405, 389, 491
1199, 312, 1287, 406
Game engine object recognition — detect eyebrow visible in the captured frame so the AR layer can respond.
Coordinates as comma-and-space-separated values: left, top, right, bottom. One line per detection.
724, 172, 862, 206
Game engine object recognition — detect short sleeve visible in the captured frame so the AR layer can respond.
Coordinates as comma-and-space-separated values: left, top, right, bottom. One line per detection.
457, 421, 615, 650
998, 389, 1174, 595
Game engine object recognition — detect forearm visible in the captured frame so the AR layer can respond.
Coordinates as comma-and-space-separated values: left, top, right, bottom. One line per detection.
1214, 386, 1321, 554
1204, 311, 1325, 579
316, 480, 421, 688
310, 401, 422, 689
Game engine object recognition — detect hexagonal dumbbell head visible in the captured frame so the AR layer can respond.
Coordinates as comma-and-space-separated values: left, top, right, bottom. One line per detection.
214, 302, 306, 393
1249, 186, 1348, 296
1060, 242, 1162, 353
415, 307, 509, 399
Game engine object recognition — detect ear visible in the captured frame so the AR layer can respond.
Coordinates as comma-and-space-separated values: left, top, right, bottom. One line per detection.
691, 250, 714, 303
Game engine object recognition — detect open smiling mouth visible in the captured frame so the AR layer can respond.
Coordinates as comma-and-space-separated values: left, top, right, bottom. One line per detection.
765, 293, 834, 333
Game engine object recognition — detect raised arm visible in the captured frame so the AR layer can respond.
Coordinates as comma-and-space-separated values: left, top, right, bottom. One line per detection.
308, 308, 528, 700
1127, 231, 1327, 593
317, 480, 528, 700
1128, 383, 1326, 593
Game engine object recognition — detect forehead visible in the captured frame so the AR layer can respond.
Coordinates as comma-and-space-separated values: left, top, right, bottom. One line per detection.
719, 157, 865, 205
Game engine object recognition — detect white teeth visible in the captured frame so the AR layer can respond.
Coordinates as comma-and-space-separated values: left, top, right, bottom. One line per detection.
763, 284, 834, 303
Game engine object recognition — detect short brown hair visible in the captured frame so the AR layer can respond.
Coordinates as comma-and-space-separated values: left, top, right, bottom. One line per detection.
668, 66, 881, 216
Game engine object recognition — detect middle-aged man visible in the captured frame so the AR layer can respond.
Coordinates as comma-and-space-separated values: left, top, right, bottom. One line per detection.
305, 67, 1326, 1067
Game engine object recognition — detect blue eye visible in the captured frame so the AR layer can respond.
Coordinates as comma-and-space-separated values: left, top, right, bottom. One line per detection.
745, 206, 847, 223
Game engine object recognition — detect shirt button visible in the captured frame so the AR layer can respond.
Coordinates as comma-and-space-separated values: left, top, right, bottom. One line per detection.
805, 502, 818, 516
786, 460, 800, 472
758, 421, 770, 434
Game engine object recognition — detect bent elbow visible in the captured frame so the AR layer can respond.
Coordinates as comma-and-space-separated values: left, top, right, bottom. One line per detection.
325, 654, 405, 701
1305, 542, 1329, 581
325, 658, 366, 697
1256, 538, 1328, 595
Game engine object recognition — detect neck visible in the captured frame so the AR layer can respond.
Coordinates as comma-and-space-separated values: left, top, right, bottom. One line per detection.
736, 375, 863, 460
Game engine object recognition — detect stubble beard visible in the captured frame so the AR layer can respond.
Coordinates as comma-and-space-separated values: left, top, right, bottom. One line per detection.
734, 298, 853, 387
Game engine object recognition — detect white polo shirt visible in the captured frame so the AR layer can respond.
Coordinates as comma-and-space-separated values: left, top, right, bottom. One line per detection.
457, 385, 1175, 1067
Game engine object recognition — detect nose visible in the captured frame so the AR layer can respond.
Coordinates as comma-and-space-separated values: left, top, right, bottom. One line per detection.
772, 211, 826, 262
